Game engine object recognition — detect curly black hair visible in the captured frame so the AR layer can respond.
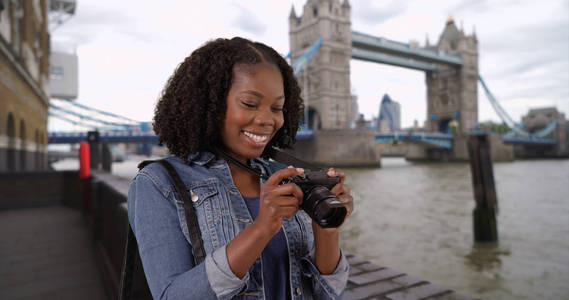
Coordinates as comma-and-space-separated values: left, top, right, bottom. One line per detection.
153, 37, 304, 161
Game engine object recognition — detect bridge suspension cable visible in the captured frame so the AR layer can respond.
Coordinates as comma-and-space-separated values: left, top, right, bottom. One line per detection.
478, 75, 529, 137
478, 75, 559, 138
49, 98, 143, 131
291, 37, 322, 75
53, 98, 140, 124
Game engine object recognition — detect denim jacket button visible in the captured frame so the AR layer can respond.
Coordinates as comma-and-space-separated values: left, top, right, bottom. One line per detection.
296, 287, 302, 295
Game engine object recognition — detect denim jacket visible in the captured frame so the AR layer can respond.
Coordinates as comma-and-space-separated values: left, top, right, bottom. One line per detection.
127, 152, 349, 299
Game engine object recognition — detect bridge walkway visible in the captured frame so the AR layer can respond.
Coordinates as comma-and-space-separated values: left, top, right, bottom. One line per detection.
0, 206, 107, 300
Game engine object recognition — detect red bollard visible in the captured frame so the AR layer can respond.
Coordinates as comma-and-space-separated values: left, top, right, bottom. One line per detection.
79, 142, 91, 214
79, 142, 90, 179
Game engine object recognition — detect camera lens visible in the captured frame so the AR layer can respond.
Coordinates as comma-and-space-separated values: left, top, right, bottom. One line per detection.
304, 186, 347, 228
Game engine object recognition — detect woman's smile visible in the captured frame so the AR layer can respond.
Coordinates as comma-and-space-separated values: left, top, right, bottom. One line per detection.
242, 130, 271, 145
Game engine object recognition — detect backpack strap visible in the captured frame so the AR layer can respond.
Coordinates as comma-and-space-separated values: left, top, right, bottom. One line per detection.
119, 159, 206, 300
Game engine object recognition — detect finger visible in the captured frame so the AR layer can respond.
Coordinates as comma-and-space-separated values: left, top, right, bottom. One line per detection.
338, 194, 354, 216
330, 183, 350, 196
271, 195, 301, 208
270, 183, 304, 203
265, 167, 304, 186
327, 168, 346, 184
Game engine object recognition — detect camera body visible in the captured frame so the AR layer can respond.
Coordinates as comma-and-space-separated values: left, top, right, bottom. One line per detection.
280, 169, 347, 228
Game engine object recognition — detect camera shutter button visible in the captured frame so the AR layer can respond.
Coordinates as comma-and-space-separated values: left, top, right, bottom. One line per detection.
295, 287, 302, 295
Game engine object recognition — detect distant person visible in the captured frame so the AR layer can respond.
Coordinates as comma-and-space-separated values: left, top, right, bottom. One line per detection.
127, 37, 354, 299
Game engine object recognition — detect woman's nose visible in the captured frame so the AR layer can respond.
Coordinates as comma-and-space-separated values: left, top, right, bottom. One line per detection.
254, 109, 276, 126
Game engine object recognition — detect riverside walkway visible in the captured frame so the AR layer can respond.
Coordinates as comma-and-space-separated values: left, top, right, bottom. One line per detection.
0, 205, 107, 299
0, 171, 476, 300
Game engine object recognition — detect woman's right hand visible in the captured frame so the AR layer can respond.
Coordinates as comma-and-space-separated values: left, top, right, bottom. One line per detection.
255, 167, 304, 237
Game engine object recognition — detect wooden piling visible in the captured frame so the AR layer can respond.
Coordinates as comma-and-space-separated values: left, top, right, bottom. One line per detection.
102, 142, 112, 172
88, 131, 101, 170
467, 134, 498, 242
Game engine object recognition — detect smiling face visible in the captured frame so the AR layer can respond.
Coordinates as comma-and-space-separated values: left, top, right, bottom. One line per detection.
220, 62, 285, 163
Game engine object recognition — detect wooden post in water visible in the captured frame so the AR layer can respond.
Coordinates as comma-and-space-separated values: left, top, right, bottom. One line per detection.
467, 134, 498, 242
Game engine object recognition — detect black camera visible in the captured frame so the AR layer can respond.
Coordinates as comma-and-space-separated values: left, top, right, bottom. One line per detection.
281, 169, 347, 228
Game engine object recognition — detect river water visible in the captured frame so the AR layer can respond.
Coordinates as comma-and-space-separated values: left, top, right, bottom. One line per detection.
53, 157, 569, 299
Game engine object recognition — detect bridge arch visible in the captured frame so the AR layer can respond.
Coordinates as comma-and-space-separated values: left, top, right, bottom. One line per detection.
307, 106, 322, 130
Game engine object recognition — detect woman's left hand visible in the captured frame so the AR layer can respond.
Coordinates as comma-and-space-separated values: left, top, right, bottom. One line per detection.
328, 168, 354, 223
318, 168, 354, 230
311, 168, 354, 274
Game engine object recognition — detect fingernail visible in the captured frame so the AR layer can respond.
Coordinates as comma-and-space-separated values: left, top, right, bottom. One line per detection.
296, 168, 304, 173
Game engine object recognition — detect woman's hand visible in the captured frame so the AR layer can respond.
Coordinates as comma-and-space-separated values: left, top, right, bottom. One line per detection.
255, 167, 304, 237
311, 167, 354, 274
320, 168, 354, 230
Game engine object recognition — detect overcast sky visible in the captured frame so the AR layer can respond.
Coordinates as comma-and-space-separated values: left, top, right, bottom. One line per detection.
48, 0, 569, 131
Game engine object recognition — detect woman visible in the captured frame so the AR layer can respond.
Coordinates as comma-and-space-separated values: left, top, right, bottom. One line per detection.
128, 37, 354, 299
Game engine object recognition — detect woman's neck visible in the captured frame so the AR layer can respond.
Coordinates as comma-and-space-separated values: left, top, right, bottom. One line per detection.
228, 162, 260, 198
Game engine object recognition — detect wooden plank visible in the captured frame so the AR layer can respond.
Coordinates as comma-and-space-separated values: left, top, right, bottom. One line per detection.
385, 282, 449, 300
349, 268, 404, 286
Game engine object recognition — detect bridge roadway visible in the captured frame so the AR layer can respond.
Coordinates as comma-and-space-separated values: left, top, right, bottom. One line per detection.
351, 31, 463, 72
1, 170, 476, 299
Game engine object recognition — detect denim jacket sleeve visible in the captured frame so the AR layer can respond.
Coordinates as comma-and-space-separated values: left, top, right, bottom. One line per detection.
303, 250, 350, 299
128, 171, 248, 300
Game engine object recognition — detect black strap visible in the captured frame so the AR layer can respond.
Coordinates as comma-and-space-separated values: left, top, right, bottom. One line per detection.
156, 160, 207, 264
266, 146, 320, 171
119, 159, 206, 300
211, 147, 269, 180
119, 226, 138, 300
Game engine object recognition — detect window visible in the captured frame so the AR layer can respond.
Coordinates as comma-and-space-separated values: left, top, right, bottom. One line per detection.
50, 66, 64, 80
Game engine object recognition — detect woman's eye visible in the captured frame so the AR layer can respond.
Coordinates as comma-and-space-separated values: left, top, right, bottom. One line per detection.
272, 107, 284, 112
241, 101, 256, 108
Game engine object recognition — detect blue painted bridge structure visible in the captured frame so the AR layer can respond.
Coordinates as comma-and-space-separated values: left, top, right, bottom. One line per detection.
48, 128, 316, 144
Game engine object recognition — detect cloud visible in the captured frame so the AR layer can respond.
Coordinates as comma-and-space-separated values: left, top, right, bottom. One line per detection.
229, 3, 267, 36
352, 0, 406, 26
449, 0, 492, 14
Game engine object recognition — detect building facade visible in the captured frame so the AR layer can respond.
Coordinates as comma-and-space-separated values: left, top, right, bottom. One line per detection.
517, 107, 568, 157
0, 0, 50, 171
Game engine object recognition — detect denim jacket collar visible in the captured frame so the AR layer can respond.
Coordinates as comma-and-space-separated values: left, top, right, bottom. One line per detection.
187, 151, 270, 169
186, 152, 216, 166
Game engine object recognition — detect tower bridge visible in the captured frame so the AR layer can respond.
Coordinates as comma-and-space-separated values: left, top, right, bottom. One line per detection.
46, 0, 567, 166
287, 0, 481, 164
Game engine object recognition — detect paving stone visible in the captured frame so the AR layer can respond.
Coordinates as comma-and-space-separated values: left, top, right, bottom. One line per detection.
386, 283, 450, 300
349, 268, 404, 286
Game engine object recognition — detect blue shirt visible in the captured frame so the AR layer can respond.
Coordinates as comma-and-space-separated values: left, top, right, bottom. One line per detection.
243, 196, 291, 300
127, 152, 349, 299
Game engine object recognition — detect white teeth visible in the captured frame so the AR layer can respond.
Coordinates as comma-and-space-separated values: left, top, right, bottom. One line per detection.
243, 131, 269, 143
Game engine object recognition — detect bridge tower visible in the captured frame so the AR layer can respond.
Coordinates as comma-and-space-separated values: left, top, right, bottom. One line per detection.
289, 0, 355, 129
426, 17, 478, 136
